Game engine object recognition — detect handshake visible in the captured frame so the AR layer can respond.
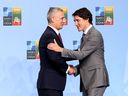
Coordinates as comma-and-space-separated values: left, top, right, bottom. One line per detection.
68, 65, 77, 75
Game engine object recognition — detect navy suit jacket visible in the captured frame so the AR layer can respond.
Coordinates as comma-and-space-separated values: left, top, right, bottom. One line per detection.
37, 26, 69, 91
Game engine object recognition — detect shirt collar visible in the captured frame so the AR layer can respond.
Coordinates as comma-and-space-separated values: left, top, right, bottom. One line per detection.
48, 25, 60, 35
83, 24, 92, 35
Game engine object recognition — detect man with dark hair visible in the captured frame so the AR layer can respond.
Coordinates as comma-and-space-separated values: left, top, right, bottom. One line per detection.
72, 7, 93, 24
48, 7, 109, 96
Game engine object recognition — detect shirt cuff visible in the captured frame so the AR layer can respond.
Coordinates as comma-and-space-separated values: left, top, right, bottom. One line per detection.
66, 65, 70, 74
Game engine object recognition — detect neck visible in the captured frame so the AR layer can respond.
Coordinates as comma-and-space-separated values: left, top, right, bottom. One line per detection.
49, 23, 58, 30
85, 23, 91, 30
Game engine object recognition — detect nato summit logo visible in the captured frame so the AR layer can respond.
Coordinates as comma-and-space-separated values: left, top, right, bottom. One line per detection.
95, 6, 113, 25
27, 40, 39, 59
3, 7, 21, 26
73, 40, 80, 50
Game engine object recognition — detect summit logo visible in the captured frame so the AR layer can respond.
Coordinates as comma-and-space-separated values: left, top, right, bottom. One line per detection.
3, 7, 22, 26
95, 6, 113, 25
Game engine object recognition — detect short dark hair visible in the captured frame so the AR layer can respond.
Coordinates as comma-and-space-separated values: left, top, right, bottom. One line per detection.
72, 7, 93, 24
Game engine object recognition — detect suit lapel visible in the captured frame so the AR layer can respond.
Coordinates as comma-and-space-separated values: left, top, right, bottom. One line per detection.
48, 26, 64, 47
80, 26, 94, 49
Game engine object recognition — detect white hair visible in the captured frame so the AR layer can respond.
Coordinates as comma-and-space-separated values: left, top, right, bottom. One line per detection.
47, 7, 64, 23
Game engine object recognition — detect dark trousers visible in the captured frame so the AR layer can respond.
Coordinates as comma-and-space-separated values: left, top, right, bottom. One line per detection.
37, 89, 63, 96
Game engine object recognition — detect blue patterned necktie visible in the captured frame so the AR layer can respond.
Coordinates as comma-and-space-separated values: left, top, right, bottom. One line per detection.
81, 33, 86, 43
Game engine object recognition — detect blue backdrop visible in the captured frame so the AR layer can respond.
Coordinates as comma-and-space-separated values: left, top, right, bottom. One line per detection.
0, 0, 128, 96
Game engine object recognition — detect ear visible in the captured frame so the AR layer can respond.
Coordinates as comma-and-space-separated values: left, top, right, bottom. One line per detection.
51, 16, 55, 23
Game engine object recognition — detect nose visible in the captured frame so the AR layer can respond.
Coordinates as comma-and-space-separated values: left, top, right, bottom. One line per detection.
63, 18, 67, 25
75, 21, 78, 26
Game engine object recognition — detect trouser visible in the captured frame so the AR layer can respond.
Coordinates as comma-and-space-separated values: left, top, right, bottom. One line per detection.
82, 87, 106, 96
37, 89, 63, 96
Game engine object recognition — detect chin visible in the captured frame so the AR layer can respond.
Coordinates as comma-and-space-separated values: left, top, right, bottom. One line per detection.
60, 27, 63, 30
78, 29, 82, 32
77, 27, 81, 31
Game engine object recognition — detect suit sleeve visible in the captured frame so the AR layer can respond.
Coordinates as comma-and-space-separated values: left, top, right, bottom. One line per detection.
62, 49, 78, 61
46, 36, 68, 74
62, 33, 102, 60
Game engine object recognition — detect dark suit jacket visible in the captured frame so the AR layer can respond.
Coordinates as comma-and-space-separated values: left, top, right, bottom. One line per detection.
37, 26, 68, 91
62, 26, 109, 91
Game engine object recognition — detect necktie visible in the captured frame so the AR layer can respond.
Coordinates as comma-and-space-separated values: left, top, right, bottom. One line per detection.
58, 33, 63, 46
81, 33, 86, 44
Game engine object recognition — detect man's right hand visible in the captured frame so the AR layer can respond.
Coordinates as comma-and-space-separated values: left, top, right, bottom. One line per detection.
47, 39, 63, 52
68, 65, 76, 75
